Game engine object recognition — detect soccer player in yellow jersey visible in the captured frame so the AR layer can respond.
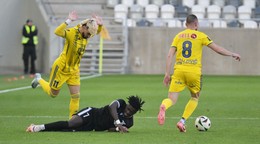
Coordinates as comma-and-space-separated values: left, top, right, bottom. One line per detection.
157, 14, 241, 132
31, 11, 103, 119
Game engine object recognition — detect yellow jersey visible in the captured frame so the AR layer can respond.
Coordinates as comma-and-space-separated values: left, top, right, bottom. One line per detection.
54, 23, 102, 73
171, 29, 213, 74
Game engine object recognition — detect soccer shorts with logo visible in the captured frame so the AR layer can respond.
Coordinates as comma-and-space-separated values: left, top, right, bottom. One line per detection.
49, 62, 80, 90
169, 70, 202, 94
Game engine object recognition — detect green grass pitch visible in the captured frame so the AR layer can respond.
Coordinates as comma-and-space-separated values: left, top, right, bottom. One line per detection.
0, 74, 259, 144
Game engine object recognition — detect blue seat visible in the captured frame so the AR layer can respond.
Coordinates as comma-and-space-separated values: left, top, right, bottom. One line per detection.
227, 20, 241, 28
136, 18, 152, 27
166, 0, 181, 7
175, 5, 190, 18
227, 0, 242, 7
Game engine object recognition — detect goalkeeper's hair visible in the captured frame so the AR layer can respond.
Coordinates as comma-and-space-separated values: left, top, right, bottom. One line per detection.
127, 95, 145, 113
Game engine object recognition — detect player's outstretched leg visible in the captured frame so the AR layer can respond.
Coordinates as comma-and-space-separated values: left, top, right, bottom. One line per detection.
31, 73, 41, 88
26, 124, 42, 132
157, 104, 166, 125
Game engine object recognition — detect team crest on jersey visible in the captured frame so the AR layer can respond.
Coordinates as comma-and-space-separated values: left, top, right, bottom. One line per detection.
191, 34, 197, 39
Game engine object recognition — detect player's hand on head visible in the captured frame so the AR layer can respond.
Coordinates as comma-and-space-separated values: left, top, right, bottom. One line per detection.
68, 10, 78, 21
91, 14, 103, 25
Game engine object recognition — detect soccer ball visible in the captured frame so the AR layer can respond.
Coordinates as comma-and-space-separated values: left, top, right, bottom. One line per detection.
195, 116, 211, 131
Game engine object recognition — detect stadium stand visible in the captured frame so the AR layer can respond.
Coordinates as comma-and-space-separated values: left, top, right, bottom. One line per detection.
182, 0, 195, 8
167, 19, 182, 27
175, 5, 189, 18
197, 0, 211, 8
243, 0, 256, 9
106, 0, 119, 8
207, 5, 221, 20
127, 18, 136, 27
227, 20, 241, 27
153, 18, 167, 27
166, 0, 181, 7
223, 5, 237, 23
114, 4, 128, 23
243, 20, 258, 28
151, 0, 165, 6
212, 20, 227, 28
130, 4, 144, 21
121, 0, 134, 8
136, 18, 152, 26
191, 5, 205, 19
145, 4, 159, 22
227, 0, 243, 7
136, 0, 149, 8
238, 5, 252, 23
161, 4, 175, 22
212, 0, 226, 8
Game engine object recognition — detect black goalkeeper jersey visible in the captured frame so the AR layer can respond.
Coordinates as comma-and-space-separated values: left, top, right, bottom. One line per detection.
76, 99, 133, 131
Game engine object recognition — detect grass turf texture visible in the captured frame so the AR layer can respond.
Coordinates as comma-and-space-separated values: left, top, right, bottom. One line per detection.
0, 75, 259, 144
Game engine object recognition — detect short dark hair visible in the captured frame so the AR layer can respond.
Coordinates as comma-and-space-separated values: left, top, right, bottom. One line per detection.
26, 19, 32, 23
127, 95, 145, 112
186, 14, 198, 24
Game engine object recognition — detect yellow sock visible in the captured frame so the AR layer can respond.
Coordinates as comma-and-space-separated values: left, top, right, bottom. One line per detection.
161, 98, 173, 110
38, 79, 51, 96
69, 93, 80, 119
182, 98, 198, 120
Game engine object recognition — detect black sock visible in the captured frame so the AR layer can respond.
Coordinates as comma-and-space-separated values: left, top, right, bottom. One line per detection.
44, 121, 69, 131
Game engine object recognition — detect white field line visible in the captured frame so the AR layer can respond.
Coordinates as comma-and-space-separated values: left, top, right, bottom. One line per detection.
0, 115, 259, 120
0, 74, 102, 94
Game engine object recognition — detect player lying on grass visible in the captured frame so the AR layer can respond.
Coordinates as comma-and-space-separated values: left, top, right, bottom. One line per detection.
26, 95, 145, 133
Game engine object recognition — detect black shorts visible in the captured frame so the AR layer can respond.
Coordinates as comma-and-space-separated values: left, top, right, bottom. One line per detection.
75, 107, 95, 131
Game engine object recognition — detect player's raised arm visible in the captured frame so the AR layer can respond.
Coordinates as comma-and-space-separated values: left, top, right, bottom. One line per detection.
54, 10, 78, 37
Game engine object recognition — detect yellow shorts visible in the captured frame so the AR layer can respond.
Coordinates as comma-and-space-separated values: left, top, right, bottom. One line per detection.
169, 70, 202, 94
49, 64, 80, 90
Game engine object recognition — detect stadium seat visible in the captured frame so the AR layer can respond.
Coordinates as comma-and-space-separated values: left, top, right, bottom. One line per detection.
243, 20, 258, 28
166, 0, 181, 7
114, 4, 128, 23
199, 20, 211, 28
153, 19, 166, 27
126, 19, 136, 27
212, 20, 227, 28
197, 0, 210, 8
136, 0, 149, 8
238, 5, 252, 23
207, 5, 221, 21
130, 4, 144, 21
121, 0, 134, 8
191, 5, 205, 19
168, 19, 182, 27
136, 18, 153, 27
243, 0, 256, 9
151, 0, 165, 6
107, 0, 119, 8
223, 5, 237, 23
145, 4, 159, 22
227, 0, 242, 7
227, 20, 241, 28
212, 0, 225, 8
161, 4, 175, 22
175, 5, 189, 18
253, 6, 260, 21
182, 0, 195, 8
